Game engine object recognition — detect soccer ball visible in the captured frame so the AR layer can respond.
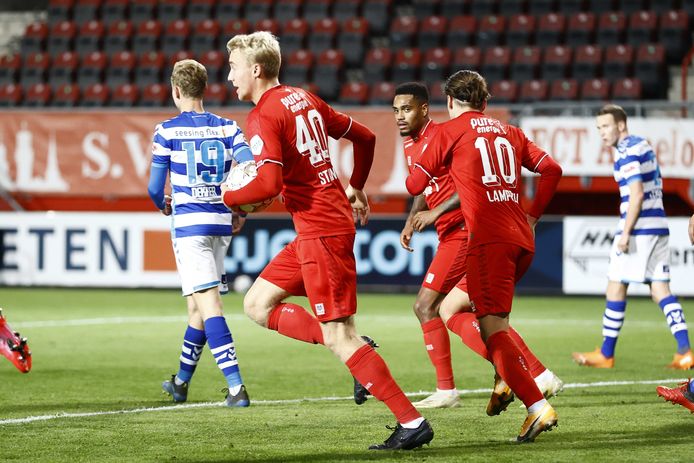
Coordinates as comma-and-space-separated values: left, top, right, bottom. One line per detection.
232, 274, 253, 293
225, 161, 274, 213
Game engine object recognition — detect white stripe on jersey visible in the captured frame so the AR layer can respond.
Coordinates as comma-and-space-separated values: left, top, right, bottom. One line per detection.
174, 212, 232, 228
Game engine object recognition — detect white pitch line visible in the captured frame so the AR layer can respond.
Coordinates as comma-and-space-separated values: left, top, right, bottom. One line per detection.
0, 378, 685, 427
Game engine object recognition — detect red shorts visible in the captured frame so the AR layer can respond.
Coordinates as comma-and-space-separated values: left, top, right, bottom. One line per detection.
422, 229, 468, 294
259, 234, 357, 322
466, 242, 534, 318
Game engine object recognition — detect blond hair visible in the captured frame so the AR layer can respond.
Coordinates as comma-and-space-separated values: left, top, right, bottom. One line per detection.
171, 59, 207, 99
226, 31, 281, 79
444, 70, 490, 110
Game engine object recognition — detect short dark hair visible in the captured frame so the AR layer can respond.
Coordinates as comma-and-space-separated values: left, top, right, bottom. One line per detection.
394, 82, 429, 104
444, 70, 489, 110
597, 104, 627, 124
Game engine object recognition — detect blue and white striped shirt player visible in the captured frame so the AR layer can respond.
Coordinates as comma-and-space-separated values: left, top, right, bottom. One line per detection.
613, 134, 668, 236
148, 111, 253, 238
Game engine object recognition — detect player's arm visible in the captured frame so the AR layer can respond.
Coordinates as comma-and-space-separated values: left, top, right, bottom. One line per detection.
618, 179, 644, 252
147, 125, 172, 215
222, 162, 283, 208
522, 138, 562, 230
342, 119, 376, 226
412, 192, 460, 232
406, 128, 451, 196
688, 214, 694, 245
401, 195, 427, 251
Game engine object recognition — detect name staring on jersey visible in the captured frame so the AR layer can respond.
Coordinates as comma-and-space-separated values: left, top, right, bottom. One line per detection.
471, 117, 506, 134
192, 186, 217, 198
486, 189, 519, 204
318, 166, 338, 185
174, 127, 224, 138
281, 92, 309, 113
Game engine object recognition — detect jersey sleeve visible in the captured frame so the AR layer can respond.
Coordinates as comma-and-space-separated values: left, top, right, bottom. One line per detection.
249, 106, 285, 169
406, 126, 453, 195
616, 144, 644, 184
151, 123, 171, 168
223, 120, 253, 163
314, 94, 352, 139
516, 127, 550, 174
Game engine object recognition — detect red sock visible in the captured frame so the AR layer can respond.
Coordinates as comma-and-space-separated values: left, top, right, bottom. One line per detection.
267, 303, 324, 345
486, 331, 543, 407
445, 312, 488, 360
421, 318, 455, 390
346, 344, 421, 424
508, 327, 545, 377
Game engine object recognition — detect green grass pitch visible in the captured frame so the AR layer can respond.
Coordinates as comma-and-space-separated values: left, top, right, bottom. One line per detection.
1, 288, 694, 462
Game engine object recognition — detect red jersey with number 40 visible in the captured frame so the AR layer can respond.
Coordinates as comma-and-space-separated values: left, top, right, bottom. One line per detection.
415, 111, 551, 251
246, 86, 355, 238
404, 119, 465, 238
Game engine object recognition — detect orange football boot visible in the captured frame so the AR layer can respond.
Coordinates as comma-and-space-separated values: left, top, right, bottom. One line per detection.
516, 402, 558, 443
571, 348, 614, 368
667, 350, 694, 370
656, 380, 694, 413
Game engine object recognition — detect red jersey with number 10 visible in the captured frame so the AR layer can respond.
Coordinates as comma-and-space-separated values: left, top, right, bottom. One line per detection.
404, 119, 465, 238
246, 86, 355, 238
415, 111, 551, 251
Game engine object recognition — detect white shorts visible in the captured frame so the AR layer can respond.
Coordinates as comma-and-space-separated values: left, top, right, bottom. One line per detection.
172, 235, 231, 296
607, 234, 670, 284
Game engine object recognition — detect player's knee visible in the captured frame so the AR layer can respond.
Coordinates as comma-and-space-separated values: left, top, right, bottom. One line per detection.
413, 299, 438, 322
242, 292, 269, 326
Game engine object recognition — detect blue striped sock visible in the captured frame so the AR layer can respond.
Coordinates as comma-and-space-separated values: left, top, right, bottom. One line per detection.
658, 295, 690, 354
601, 300, 626, 358
204, 316, 243, 390
176, 326, 206, 383
689, 381, 694, 395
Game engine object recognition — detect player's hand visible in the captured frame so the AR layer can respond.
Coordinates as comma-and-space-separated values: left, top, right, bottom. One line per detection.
411, 210, 437, 232
400, 222, 414, 252
689, 214, 694, 245
617, 233, 630, 253
526, 214, 538, 238
345, 185, 370, 226
161, 195, 172, 216
232, 213, 246, 235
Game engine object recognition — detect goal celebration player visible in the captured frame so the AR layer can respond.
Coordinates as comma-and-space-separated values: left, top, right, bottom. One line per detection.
221, 31, 434, 451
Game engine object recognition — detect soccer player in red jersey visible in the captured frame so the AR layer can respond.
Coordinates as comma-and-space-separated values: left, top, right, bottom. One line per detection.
394, 82, 563, 412
405, 70, 563, 443
221, 31, 433, 451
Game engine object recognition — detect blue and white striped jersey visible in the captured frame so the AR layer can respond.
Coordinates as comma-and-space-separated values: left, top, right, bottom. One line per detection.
150, 111, 252, 238
613, 134, 668, 236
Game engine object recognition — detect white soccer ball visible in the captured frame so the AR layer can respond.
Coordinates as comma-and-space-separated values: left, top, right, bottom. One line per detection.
225, 161, 273, 213
232, 274, 253, 293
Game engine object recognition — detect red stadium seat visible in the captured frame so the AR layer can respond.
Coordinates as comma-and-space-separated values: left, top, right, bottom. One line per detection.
47, 0, 74, 24
338, 17, 369, 66
446, 16, 477, 48
481, 46, 511, 83
157, 0, 186, 25
245, 0, 274, 26
139, 83, 170, 107
421, 47, 451, 83
535, 13, 566, 46
489, 80, 518, 104
0, 54, 21, 86
635, 43, 666, 99
188, 0, 216, 25
333, 0, 361, 23
363, 47, 392, 84
428, 81, 446, 104
469, 0, 497, 17
549, 79, 579, 101
0, 84, 23, 107
572, 45, 603, 82
106, 50, 136, 87
24, 83, 52, 107
389, 16, 418, 50
132, 20, 162, 54
507, 14, 536, 49
165, 50, 196, 83
541, 45, 572, 80
566, 12, 596, 47
441, 0, 467, 16
21, 22, 49, 55
110, 83, 139, 106
81, 82, 110, 106
392, 48, 421, 83
253, 19, 280, 36
129, 0, 157, 26
73, 0, 100, 25
204, 82, 229, 106
282, 49, 314, 87
313, 49, 344, 101
580, 78, 610, 101
339, 82, 369, 105
603, 44, 634, 80
659, 10, 692, 64
304, 0, 333, 24
452, 46, 482, 71
369, 81, 395, 105
52, 83, 81, 106
627, 11, 657, 47
510, 46, 541, 82
275, 0, 303, 20
216, 0, 245, 24
75, 20, 105, 57
49, 51, 79, 86
281, 18, 309, 57
161, 19, 191, 56
418, 16, 447, 50
77, 51, 107, 87
611, 77, 642, 100
104, 20, 133, 55
596, 12, 626, 46
190, 19, 220, 55
223, 19, 250, 39
518, 79, 548, 102
135, 51, 165, 86
528, 0, 556, 15
308, 18, 338, 56
48, 20, 77, 56
476, 15, 505, 49
557, 0, 586, 14
102, 0, 128, 26
362, 0, 392, 35
198, 50, 226, 83
20, 52, 51, 87
498, 0, 526, 16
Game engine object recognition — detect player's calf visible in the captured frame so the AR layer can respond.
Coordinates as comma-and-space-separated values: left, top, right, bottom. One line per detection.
353, 335, 379, 405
